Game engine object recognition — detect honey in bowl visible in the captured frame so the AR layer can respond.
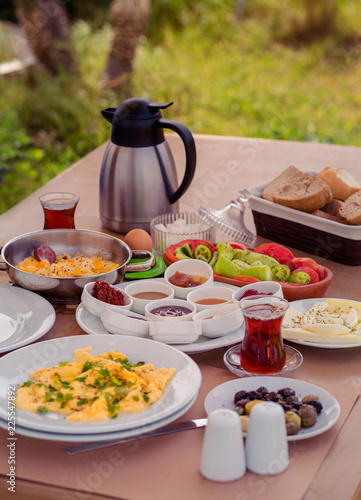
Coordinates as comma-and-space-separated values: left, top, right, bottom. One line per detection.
168, 271, 207, 288
131, 291, 170, 300
195, 298, 228, 305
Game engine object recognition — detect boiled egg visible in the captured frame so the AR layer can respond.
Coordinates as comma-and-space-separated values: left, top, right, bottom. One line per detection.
124, 229, 153, 252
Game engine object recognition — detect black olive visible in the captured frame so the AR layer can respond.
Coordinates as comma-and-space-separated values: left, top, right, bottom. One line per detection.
285, 395, 299, 404
234, 390, 248, 404
235, 398, 251, 409
306, 400, 323, 414
256, 386, 269, 396
278, 387, 296, 398
268, 391, 280, 402
292, 401, 303, 410
283, 404, 294, 412
248, 390, 258, 400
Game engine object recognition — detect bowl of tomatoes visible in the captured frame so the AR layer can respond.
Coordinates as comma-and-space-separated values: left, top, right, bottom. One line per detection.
163, 240, 333, 302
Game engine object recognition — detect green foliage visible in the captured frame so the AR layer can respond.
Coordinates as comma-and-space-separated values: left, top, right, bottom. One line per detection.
1, 0, 361, 215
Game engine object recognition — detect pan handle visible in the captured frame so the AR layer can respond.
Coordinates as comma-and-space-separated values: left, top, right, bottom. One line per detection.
0, 246, 6, 271
124, 251, 156, 273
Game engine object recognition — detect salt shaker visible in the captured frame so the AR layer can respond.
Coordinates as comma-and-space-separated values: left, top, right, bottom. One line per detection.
245, 402, 289, 475
200, 409, 246, 482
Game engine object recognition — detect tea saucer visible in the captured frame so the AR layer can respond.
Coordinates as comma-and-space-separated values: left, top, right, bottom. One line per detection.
223, 343, 303, 377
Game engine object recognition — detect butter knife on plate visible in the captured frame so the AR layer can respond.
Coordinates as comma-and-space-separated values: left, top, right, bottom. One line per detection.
66, 418, 208, 456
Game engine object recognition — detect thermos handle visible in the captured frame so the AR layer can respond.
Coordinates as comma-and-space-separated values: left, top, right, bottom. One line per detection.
157, 119, 196, 204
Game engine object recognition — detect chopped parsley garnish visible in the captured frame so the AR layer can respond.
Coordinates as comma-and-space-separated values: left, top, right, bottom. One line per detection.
77, 398, 89, 406
37, 406, 49, 414
20, 381, 33, 388
81, 360, 95, 372
59, 361, 68, 367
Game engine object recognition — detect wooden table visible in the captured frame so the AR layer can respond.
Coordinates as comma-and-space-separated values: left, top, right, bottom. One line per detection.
1, 134, 361, 500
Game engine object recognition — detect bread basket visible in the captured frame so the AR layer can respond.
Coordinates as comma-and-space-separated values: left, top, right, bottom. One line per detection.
248, 177, 361, 266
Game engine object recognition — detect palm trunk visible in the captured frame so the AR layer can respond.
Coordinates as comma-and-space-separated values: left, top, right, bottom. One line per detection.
101, 0, 151, 91
14, 0, 75, 75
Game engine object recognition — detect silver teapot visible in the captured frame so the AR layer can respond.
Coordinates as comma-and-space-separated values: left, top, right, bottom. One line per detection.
99, 98, 196, 233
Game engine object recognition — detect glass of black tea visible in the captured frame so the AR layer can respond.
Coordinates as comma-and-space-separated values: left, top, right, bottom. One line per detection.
39, 192, 80, 229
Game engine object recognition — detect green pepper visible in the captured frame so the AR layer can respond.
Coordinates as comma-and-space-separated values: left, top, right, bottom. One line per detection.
233, 249, 279, 268
209, 251, 218, 268
289, 271, 311, 284
214, 254, 250, 278
174, 243, 193, 259
235, 265, 273, 281
214, 254, 273, 281
272, 264, 291, 282
216, 242, 235, 260
194, 244, 212, 263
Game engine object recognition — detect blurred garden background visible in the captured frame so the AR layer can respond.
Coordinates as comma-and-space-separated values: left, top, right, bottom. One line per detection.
1, 0, 361, 214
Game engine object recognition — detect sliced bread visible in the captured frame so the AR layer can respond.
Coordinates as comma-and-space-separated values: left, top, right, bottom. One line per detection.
262, 166, 333, 213
339, 190, 361, 225
316, 167, 361, 201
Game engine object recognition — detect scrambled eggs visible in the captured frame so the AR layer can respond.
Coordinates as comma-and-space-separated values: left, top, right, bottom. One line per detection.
17, 253, 119, 277
15, 347, 176, 421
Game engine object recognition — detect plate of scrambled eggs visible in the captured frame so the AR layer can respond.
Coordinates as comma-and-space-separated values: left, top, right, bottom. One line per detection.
0, 335, 201, 435
282, 298, 361, 348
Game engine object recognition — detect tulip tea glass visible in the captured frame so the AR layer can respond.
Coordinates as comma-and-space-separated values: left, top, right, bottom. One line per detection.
39, 192, 79, 229
239, 295, 289, 375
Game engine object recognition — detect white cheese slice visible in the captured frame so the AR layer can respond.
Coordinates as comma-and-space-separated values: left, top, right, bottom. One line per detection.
282, 327, 361, 344
302, 324, 350, 335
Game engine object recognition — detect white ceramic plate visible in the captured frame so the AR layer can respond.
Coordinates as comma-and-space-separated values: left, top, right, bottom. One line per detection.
75, 280, 244, 354
0, 335, 201, 435
283, 298, 361, 349
0, 393, 197, 443
0, 284, 55, 353
204, 377, 340, 441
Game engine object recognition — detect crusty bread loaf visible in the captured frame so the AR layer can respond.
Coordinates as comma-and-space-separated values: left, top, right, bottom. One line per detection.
312, 209, 348, 224
316, 167, 361, 201
262, 166, 333, 213
339, 191, 361, 225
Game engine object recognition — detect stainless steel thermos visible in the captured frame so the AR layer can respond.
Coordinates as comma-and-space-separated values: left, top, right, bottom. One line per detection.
99, 98, 196, 233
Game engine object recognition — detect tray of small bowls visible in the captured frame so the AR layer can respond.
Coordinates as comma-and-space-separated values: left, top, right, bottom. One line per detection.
76, 259, 246, 354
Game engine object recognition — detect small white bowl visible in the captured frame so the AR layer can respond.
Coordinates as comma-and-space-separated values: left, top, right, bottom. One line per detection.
164, 259, 214, 299
193, 303, 243, 338
148, 320, 202, 344
101, 307, 149, 337
144, 298, 197, 322
187, 286, 233, 312
125, 280, 174, 314
232, 281, 283, 304
81, 282, 132, 318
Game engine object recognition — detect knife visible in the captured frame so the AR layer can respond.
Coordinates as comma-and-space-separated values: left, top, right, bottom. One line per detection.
66, 418, 208, 456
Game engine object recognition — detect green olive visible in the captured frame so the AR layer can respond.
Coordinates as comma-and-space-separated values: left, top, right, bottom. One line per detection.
299, 404, 317, 427
285, 411, 301, 428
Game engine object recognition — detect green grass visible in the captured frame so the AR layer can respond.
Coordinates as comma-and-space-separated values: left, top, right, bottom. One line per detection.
1, 0, 361, 214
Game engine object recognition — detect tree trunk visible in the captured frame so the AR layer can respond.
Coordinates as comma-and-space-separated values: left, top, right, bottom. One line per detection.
101, 0, 151, 92
14, 0, 75, 75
